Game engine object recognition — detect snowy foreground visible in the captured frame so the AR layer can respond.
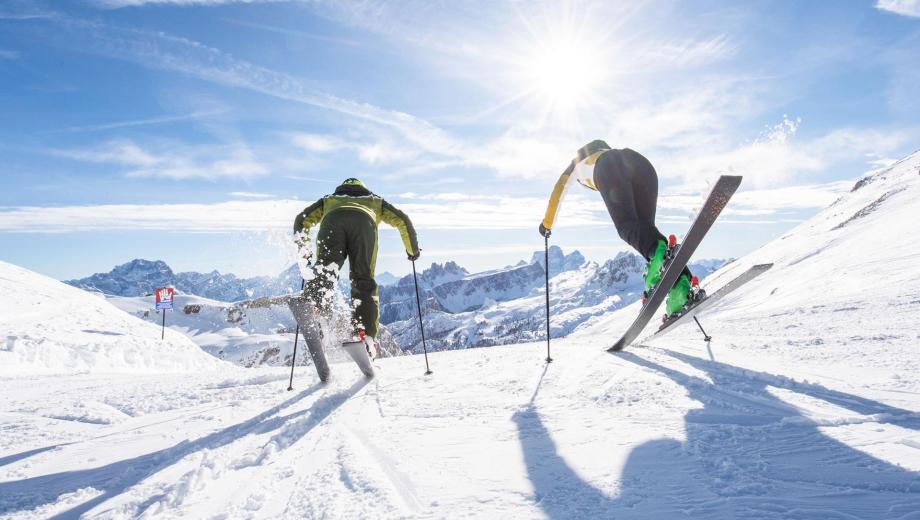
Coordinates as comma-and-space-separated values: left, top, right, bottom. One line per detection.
2, 153, 920, 518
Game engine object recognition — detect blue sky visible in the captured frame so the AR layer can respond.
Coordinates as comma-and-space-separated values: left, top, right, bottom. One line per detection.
1, 0, 918, 280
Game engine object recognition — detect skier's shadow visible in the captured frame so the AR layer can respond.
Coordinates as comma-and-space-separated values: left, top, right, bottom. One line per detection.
514, 351, 920, 519
0, 379, 368, 519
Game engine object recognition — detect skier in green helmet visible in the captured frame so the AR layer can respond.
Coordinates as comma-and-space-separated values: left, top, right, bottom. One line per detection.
539, 141, 700, 319
292, 177, 420, 357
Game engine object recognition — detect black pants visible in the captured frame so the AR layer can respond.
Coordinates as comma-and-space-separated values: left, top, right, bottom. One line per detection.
594, 149, 693, 277
305, 210, 380, 338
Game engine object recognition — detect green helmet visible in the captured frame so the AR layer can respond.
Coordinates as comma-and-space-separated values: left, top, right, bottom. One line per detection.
342, 178, 365, 187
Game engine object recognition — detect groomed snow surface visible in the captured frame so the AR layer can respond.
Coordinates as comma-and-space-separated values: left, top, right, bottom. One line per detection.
2, 152, 920, 518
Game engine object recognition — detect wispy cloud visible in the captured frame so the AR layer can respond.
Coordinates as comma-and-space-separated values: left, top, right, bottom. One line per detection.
41, 15, 467, 161
290, 133, 418, 166
93, 0, 265, 7
47, 110, 225, 134
0, 49, 20, 60
0, 179, 861, 234
229, 191, 274, 198
223, 18, 360, 47
876, 0, 920, 18
0, 1, 56, 20
645, 34, 737, 68
57, 139, 268, 180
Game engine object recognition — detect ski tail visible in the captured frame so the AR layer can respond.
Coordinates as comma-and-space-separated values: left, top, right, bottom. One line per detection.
342, 340, 375, 378
288, 297, 331, 382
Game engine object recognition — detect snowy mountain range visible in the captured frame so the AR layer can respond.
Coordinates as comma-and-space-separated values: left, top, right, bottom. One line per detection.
385, 249, 725, 354
65, 260, 399, 302
96, 247, 724, 365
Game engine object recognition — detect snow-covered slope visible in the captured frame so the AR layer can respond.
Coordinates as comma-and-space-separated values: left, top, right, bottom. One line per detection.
4, 153, 918, 519
0, 261, 228, 374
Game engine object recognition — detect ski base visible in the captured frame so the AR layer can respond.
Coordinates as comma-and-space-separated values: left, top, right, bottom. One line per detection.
643, 263, 774, 343
342, 341, 376, 378
609, 175, 743, 352
288, 297, 331, 382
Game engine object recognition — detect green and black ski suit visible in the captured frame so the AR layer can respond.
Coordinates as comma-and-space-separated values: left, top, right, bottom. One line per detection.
294, 183, 419, 339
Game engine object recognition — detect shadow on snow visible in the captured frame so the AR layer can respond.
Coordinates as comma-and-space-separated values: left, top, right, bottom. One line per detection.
514, 349, 920, 519
0, 379, 369, 518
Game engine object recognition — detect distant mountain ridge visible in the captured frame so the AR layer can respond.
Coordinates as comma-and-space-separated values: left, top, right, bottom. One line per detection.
386, 248, 726, 353
65, 260, 398, 302
73, 249, 726, 363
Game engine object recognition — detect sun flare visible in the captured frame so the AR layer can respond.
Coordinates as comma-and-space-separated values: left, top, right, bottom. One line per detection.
507, 12, 612, 131
526, 39, 599, 108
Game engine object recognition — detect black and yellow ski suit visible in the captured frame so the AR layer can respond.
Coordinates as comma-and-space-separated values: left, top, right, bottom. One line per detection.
294, 182, 419, 339
541, 141, 681, 268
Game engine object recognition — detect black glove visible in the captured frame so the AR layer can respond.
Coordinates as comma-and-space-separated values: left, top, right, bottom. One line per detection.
407, 249, 421, 261
539, 223, 551, 238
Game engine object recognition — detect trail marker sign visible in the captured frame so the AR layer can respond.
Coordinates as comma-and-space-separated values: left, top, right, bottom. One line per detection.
155, 287, 174, 310
155, 287, 174, 339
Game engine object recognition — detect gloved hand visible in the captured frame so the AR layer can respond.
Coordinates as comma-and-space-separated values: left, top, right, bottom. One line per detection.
407, 248, 421, 261
538, 223, 551, 238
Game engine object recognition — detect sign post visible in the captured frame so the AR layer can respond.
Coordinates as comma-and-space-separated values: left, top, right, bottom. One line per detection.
155, 287, 175, 340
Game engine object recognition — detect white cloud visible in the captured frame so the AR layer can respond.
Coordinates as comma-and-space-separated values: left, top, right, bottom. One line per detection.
876, 0, 920, 18
0, 49, 20, 60
57, 139, 268, 180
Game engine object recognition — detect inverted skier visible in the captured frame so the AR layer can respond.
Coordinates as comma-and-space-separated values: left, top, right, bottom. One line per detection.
292, 178, 420, 357
539, 140, 698, 319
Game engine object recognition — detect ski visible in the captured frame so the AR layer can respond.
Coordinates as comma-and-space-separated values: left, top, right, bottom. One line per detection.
640, 263, 773, 343
608, 175, 743, 352
288, 297, 331, 382
342, 340, 375, 378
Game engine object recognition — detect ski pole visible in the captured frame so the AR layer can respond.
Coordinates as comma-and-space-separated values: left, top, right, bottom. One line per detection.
287, 278, 306, 391
544, 235, 552, 363
411, 260, 433, 375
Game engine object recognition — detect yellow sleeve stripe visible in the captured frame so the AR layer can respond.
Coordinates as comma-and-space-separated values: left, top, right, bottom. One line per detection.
541, 161, 576, 230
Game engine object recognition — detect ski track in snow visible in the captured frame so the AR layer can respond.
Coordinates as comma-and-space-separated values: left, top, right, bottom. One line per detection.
2, 153, 920, 518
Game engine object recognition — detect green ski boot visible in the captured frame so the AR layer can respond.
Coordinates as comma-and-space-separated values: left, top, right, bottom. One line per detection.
665, 274, 692, 316
642, 239, 669, 304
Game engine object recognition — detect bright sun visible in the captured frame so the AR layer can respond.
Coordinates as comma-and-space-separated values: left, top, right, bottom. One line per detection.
508, 12, 611, 131
526, 39, 599, 108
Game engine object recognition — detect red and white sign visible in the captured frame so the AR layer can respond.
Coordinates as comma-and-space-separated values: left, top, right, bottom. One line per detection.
155, 287, 175, 310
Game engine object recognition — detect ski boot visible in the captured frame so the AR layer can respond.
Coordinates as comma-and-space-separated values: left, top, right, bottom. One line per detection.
642, 235, 676, 306
662, 275, 706, 324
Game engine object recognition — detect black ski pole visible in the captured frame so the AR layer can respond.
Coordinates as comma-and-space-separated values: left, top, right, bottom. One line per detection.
287, 278, 306, 392
411, 260, 433, 375
544, 235, 553, 363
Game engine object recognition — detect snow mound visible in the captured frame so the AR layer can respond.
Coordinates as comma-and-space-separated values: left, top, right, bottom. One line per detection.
0, 261, 230, 374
